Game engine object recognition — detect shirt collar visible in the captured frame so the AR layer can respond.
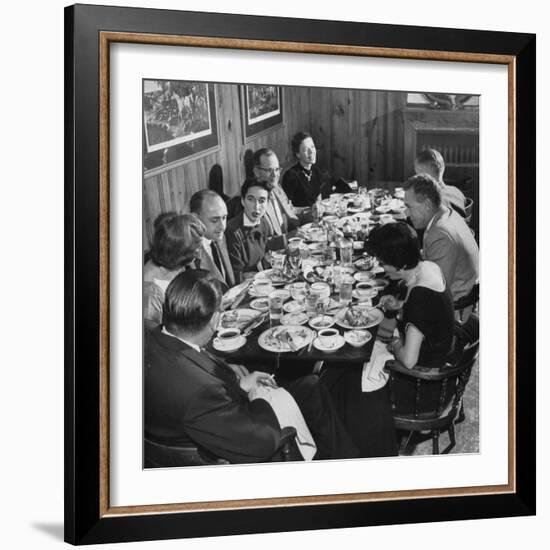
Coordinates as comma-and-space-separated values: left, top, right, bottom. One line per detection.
161, 326, 201, 353
243, 213, 261, 227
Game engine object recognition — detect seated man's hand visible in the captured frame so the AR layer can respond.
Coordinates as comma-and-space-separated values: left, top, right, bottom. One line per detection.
227, 363, 250, 380
239, 371, 277, 393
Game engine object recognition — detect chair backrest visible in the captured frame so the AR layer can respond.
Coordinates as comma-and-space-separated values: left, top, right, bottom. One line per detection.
387, 330, 479, 421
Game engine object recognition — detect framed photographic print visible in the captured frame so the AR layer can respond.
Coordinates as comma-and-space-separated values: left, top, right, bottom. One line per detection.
241, 84, 284, 141
65, 3, 536, 545
143, 79, 219, 172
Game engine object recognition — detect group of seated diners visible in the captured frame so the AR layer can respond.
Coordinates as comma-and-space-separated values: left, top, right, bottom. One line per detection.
144, 133, 479, 465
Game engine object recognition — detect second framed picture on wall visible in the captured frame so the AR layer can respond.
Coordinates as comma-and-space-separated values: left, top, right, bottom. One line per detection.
143, 79, 219, 172
241, 84, 284, 141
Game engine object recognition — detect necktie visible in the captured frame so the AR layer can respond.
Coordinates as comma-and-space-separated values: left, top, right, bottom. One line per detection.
210, 241, 226, 284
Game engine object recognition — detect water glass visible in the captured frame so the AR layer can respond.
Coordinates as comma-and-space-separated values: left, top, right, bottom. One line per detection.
339, 239, 353, 266
289, 282, 308, 304
271, 251, 286, 276
339, 280, 353, 304
268, 294, 283, 326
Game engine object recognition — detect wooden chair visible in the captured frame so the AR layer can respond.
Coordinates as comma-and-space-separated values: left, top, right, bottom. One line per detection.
385, 321, 479, 455
144, 426, 300, 468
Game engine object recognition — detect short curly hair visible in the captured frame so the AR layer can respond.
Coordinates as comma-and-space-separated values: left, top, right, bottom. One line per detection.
367, 221, 421, 270
149, 213, 205, 270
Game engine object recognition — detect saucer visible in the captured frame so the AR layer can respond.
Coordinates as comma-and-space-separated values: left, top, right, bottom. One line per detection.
283, 300, 305, 313
352, 289, 377, 301
250, 298, 270, 311
213, 335, 246, 352
313, 334, 345, 353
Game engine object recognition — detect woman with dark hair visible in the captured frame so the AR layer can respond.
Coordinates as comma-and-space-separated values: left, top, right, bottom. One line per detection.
368, 221, 455, 414
144, 212, 205, 329
322, 222, 454, 457
282, 132, 329, 207
368, 222, 454, 370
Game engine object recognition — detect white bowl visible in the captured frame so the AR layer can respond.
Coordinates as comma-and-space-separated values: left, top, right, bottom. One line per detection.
309, 315, 335, 330
344, 329, 372, 348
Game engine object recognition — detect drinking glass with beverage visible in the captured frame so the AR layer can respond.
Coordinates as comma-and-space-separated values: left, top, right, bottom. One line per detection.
271, 251, 286, 277
339, 278, 353, 305
339, 238, 353, 266
268, 293, 283, 326
289, 282, 308, 304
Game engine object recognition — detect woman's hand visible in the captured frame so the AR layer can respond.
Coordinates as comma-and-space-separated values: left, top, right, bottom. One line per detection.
239, 371, 278, 393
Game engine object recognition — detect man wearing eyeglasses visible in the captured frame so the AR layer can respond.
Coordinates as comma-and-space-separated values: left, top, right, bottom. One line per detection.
252, 148, 300, 235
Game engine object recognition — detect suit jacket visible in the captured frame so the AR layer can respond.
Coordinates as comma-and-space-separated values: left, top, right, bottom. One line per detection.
225, 213, 287, 281
144, 327, 282, 463
196, 238, 235, 290
423, 206, 479, 301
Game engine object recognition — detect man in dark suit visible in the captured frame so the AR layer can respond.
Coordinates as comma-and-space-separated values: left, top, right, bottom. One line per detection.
190, 189, 235, 290
144, 270, 358, 463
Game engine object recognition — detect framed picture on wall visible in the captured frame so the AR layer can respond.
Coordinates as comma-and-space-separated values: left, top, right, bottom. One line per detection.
65, 3, 535, 545
143, 79, 219, 172
241, 84, 284, 141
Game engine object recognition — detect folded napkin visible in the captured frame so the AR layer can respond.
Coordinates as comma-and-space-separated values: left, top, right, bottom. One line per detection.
250, 386, 317, 461
361, 340, 393, 392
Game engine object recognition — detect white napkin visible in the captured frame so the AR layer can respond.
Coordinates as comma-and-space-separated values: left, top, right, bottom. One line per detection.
361, 340, 393, 392
250, 386, 317, 461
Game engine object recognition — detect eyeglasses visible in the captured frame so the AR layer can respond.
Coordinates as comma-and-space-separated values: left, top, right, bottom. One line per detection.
257, 166, 281, 175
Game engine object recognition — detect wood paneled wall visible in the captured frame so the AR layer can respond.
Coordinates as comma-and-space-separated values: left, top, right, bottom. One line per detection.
143, 84, 407, 246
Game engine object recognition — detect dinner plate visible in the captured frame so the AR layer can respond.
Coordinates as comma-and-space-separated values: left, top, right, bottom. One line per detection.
219, 308, 260, 331
250, 298, 270, 311
212, 335, 247, 353
248, 286, 273, 297
313, 334, 345, 353
354, 257, 375, 271
281, 312, 308, 326
258, 325, 315, 353
254, 268, 295, 286
334, 307, 384, 330
269, 289, 291, 301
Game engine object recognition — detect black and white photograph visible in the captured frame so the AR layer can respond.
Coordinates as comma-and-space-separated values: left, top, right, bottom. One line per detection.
143, 80, 480, 468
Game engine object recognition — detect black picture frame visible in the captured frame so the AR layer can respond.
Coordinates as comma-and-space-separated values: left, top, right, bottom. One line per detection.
65, 3, 536, 545
240, 84, 284, 141
143, 79, 219, 172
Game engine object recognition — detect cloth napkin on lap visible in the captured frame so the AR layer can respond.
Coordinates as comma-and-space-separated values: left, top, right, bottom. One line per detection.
361, 340, 393, 392
250, 386, 317, 461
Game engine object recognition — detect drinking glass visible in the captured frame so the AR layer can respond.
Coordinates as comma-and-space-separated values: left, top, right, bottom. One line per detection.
271, 251, 286, 277
287, 242, 302, 275
339, 238, 353, 266
268, 294, 283, 326
339, 279, 353, 304
289, 282, 308, 304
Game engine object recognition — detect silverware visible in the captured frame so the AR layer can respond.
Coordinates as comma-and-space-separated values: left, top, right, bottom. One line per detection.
242, 312, 268, 337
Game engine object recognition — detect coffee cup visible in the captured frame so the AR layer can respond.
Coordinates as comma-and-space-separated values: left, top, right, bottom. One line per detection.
318, 328, 339, 348
215, 328, 242, 348
253, 279, 273, 296
355, 282, 377, 300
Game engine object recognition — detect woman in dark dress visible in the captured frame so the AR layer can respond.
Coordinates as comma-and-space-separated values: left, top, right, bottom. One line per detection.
369, 222, 455, 413
322, 222, 454, 457
282, 132, 330, 207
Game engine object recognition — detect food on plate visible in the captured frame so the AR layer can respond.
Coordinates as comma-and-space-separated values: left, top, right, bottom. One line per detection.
344, 306, 376, 327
